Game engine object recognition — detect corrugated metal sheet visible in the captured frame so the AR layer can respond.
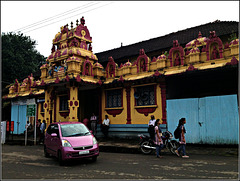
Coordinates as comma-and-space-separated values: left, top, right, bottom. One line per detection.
167, 94, 239, 144
11, 105, 27, 134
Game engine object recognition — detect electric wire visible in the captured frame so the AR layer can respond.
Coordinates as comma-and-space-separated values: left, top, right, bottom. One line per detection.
20, 2, 114, 34
14, 1, 100, 32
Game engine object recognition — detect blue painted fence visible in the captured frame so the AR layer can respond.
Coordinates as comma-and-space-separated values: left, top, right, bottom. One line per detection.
167, 94, 239, 145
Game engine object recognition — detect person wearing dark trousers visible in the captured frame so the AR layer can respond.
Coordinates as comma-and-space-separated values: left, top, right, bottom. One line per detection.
148, 115, 156, 141
101, 115, 110, 138
90, 113, 97, 137
39, 120, 46, 144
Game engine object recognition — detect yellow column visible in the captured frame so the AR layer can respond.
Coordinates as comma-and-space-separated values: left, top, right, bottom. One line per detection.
68, 86, 79, 122
43, 87, 53, 127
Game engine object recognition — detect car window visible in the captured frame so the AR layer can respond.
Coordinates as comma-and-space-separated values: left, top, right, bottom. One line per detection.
46, 124, 59, 137
60, 124, 90, 137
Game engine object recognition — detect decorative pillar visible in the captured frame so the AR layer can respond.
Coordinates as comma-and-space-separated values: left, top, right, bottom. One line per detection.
68, 86, 79, 122
98, 87, 102, 124
126, 86, 131, 124
159, 82, 167, 124
43, 88, 52, 126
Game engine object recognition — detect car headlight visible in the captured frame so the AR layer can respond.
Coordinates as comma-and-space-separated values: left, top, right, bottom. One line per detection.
62, 140, 72, 147
93, 137, 98, 145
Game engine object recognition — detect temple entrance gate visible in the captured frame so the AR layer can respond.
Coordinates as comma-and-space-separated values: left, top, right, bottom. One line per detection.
78, 88, 100, 122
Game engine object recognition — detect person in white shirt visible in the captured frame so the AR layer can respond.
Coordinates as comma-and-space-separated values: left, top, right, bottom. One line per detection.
90, 113, 97, 136
101, 115, 110, 138
148, 115, 156, 141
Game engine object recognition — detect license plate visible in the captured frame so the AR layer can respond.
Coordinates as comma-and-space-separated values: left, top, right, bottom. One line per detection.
79, 150, 89, 155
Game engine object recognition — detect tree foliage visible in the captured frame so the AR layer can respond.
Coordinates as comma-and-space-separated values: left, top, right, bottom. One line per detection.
2, 32, 46, 88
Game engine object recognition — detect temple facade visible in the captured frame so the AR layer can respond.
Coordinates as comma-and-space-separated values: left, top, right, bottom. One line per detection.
3, 18, 239, 143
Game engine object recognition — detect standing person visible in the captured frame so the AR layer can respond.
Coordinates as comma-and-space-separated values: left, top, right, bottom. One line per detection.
90, 113, 97, 136
175, 118, 189, 158
36, 119, 41, 140
101, 115, 110, 138
83, 118, 89, 129
39, 120, 46, 144
148, 115, 156, 141
154, 119, 164, 158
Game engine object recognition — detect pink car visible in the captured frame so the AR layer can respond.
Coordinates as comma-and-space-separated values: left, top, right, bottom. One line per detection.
44, 122, 99, 165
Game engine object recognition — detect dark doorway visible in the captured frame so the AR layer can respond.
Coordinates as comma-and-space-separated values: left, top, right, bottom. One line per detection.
78, 89, 99, 122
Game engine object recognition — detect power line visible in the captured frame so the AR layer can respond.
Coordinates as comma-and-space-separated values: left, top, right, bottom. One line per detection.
22, 2, 114, 34
14, 1, 100, 32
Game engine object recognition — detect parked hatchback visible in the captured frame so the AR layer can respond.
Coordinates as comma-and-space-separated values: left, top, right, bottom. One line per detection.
44, 122, 99, 165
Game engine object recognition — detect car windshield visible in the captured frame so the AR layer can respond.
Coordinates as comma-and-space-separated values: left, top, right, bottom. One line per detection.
60, 124, 91, 137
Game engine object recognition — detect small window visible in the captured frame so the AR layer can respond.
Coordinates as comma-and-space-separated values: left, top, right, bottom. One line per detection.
135, 85, 156, 106
106, 89, 122, 108
40, 102, 44, 112
59, 96, 69, 111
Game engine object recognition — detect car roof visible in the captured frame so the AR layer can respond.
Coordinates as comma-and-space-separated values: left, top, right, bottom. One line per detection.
51, 122, 83, 125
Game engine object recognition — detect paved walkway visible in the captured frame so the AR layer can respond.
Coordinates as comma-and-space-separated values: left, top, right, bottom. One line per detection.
4, 134, 238, 157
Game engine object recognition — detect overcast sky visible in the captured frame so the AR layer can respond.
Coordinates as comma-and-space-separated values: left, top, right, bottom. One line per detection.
1, 1, 239, 58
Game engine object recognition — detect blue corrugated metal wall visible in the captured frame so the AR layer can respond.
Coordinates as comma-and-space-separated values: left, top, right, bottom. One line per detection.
167, 94, 239, 144
11, 105, 27, 134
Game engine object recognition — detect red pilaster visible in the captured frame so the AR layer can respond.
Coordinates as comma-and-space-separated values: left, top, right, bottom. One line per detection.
159, 82, 167, 124
126, 86, 131, 124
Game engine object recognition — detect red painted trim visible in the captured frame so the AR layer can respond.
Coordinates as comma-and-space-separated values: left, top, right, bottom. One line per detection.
106, 109, 123, 117
226, 56, 239, 65
159, 83, 167, 124
136, 107, 156, 116
126, 86, 131, 124
60, 111, 69, 119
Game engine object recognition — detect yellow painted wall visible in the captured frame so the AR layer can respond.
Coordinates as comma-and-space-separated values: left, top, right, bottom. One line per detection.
101, 83, 163, 125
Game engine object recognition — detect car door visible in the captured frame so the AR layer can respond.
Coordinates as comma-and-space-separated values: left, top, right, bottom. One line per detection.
51, 124, 61, 156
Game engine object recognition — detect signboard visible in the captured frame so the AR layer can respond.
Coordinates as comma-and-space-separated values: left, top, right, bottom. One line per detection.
27, 104, 36, 117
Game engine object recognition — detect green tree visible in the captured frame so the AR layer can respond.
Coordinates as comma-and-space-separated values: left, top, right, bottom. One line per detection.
2, 32, 46, 89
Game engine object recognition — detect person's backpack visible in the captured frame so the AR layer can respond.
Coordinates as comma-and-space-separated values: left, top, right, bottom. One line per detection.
174, 126, 180, 139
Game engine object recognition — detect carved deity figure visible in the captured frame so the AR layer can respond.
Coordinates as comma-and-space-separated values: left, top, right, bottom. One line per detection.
140, 60, 146, 72
85, 64, 89, 76
211, 46, 219, 60
174, 53, 180, 66
109, 65, 114, 77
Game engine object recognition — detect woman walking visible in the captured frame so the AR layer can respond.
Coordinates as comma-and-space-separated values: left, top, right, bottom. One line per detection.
175, 118, 189, 158
154, 119, 164, 158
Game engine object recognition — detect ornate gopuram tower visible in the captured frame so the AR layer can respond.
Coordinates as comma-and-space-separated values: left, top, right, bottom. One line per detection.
38, 17, 103, 125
